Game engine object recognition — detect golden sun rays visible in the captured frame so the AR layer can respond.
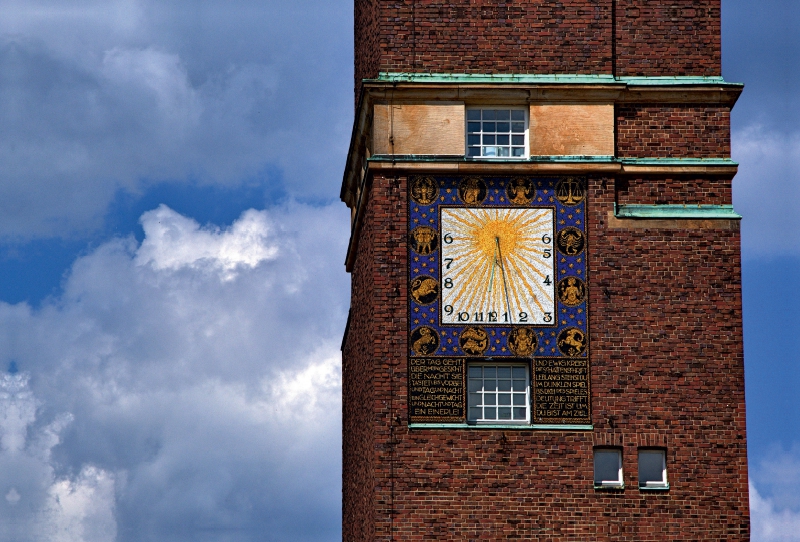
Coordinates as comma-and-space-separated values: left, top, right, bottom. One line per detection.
441, 207, 555, 325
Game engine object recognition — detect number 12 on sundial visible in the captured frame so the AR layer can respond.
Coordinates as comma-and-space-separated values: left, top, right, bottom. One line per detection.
440, 207, 556, 326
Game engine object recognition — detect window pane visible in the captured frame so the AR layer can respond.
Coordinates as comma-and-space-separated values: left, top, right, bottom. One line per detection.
511, 110, 525, 121
497, 134, 509, 145
483, 147, 497, 157
497, 147, 510, 157
512, 135, 524, 145
497, 122, 510, 132
482, 134, 495, 145
467, 122, 481, 133
467, 109, 481, 121
639, 450, 666, 486
511, 122, 525, 133
468, 147, 480, 157
467, 364, 529, 423
594, 450, 622, 485
496, 110, 510, 120
468, 134, 480, 145
483, 122, 496, 132
483, 110, 497, 120
512, 147, 524, 157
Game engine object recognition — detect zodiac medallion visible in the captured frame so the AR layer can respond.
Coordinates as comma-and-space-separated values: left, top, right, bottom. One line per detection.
410, 276, 439, 305
557, 277, 586, 306
555, 177, 585, 206
459, 327, 489, 356
410, 226, 439, 255
506, 177, 535, 205
410, 326, 440, 356
556, 227, 585, 256
458, 177, 487, 205
410, 176, 438, 205
557, 327, 587, 356
507, 328, 538, 356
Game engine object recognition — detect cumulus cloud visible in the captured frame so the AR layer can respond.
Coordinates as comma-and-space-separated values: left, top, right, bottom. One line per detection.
0, 202, 350, 541
751, 481, 800, 542
0, 0, 352, 241
0, 373, 117, 542
732, 126, 800, 258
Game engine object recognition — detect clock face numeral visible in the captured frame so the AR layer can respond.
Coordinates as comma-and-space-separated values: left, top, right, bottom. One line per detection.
440, 207, 556, 326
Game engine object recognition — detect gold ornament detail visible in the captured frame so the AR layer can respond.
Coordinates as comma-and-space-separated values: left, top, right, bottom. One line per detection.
508, 328, 538, 356
410, 226, 438, 255
556, 227, 585, 256
410, 276, 439, 305
506, 177, 535, 205
555, 177, 585, 206
557, 277, 586, 306
410, 176, 438, 205
557, 327, 587, 356
458, 177, 487, 205
459, 327, 489, 356
410, 326, 439, 355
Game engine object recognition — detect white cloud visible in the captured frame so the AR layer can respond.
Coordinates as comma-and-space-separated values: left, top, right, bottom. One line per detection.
732, 125, 800, 258
0, 0, 353, 241
751, 481, 800, 542
0, 202, 349, 540
135, 204, 279, 279
0, 373, 117, 542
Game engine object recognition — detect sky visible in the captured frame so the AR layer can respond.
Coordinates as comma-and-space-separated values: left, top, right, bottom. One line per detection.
0, 0, 796, 540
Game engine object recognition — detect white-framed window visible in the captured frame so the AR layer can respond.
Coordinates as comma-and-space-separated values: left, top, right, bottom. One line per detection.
638, 449, 668, 489
467, 364, 530, 423
594, 448, 623, 488
466, 108, 527, 159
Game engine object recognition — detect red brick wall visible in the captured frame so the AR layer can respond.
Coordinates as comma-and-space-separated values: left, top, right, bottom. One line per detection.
617, 106, 731, 158
353, 0, 722, 99
616, 177, 732, 206
341, 173, 750, 540
615, 0, 721, 77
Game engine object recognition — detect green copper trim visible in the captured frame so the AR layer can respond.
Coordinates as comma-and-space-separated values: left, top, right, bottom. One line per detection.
372, 72, 743, 87
619, 157, 738, 166
639, 484, 671, 491
367, 154, 616, 163
614, 203, 742, 219
374, 72, 618, 84
618, 76, 742, 87
367, 155, 736, 166
408, 423, 594, 430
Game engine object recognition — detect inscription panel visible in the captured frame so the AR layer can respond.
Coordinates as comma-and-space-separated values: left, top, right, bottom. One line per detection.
409, 357, 464, 423
533, 358, 590, 424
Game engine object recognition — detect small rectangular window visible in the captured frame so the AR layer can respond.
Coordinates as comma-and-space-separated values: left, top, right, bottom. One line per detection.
467, 364, 529, 423
466, 108, 527, 159
638, 449, 668, 489
594, 448, 623, 488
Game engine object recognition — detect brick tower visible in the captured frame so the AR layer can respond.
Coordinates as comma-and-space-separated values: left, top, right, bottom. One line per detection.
340, 1, 749, 540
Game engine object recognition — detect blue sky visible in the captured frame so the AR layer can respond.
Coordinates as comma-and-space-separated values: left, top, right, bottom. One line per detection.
0, 0, 796, 540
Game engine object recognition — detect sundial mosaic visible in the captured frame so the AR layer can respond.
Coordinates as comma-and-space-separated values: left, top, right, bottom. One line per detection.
408, 175, 590, 361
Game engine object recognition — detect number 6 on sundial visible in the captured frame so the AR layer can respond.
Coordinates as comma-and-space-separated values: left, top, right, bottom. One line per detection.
440, 207, 556, 326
